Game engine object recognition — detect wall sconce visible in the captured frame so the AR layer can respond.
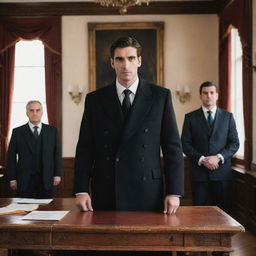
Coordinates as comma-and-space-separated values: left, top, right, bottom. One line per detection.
175, 85, 190, 103
68, 85, 83, 104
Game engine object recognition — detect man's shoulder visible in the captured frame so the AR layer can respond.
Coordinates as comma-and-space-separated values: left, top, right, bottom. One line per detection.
217, 107, 231, 115
185, 108, 202, 117
144, 82, 170, 98
13, 123, 28, 132
87, 84, 114, 98
42, 123, 58, 132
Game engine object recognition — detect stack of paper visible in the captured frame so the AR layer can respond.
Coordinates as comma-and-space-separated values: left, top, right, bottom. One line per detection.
0, 203, 39, 215
22, 211, 69, 221
16, 198, 53, 204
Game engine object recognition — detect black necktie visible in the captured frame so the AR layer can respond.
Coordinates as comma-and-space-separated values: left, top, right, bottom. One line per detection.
207, 110, 214, 127
122, 89, 131, 118
33, 126, 39, 139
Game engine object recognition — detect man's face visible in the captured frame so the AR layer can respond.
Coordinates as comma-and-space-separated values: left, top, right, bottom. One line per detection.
200, 86, 219, 109
111, 46, 141, 88
26, 102, 43, 125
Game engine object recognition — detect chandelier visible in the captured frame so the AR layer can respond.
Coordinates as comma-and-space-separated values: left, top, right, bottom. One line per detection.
96, 0, 152, 15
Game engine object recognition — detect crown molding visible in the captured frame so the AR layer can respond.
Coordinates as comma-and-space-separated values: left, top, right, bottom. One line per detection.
0, 1, 219, 16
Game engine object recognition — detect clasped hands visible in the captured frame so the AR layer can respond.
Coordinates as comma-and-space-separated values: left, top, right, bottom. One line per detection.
202, 155, 220, 170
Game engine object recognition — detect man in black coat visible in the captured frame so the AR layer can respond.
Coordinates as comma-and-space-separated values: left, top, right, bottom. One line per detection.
7, 100, 61, 198
74, 37, 184, 214
181, 81, 239, 211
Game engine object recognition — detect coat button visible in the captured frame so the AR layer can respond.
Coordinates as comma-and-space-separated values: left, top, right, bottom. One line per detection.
144, 128, 148, 133
142, 176, 147, 181
116, 158, 120, 162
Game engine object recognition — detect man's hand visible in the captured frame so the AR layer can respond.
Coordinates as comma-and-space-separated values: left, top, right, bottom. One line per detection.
76, 193, 93, 212
202, 156, 219, 170
10, 180, 17, 190
163, 195, 180, 214
53, 177, 61, 186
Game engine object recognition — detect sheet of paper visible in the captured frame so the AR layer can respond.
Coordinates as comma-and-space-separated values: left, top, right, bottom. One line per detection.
16, 198, 53, 204
0, 203, 39, 215
22, 210, 69, 221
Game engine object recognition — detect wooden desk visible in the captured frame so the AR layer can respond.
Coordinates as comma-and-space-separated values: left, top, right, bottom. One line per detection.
0, 198, 244, 255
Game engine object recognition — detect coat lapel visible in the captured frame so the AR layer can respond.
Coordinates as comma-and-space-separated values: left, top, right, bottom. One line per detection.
41, 123, 48, 154
120, 78, 154, 144
196, 108, 212, 136
100, 83, 124, 128
23, 123, 34, 153
211, 107, 222, 137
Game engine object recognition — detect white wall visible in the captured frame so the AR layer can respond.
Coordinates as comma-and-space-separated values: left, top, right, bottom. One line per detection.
62, 14, 218, 157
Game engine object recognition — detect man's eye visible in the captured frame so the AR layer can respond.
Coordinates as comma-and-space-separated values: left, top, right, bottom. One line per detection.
128, 57, 136, 61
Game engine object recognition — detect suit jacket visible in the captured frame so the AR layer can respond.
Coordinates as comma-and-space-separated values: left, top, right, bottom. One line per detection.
181, 107, 239, 182
7, 123, 61, 191
74, 78, 184, 211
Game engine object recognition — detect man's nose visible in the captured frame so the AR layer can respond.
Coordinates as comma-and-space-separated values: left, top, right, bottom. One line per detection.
122, 59, 129, 68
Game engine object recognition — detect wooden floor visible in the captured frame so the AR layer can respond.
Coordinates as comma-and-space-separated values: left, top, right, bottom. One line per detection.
0, 231, 255, 256
230, 231, 256, 256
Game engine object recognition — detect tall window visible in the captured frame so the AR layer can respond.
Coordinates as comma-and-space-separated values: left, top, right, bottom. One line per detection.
230, 28, 244, 158
9, 40, 48, 138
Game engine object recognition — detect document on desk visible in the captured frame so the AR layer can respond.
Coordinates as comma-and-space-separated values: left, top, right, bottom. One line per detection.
22, 210, 69, 221
0, 203, 39, 215
16, 198, 53, 204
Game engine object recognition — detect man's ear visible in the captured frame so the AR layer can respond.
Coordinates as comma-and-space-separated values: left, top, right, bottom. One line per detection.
138, 56, 142, 67
110, 58, 114, 68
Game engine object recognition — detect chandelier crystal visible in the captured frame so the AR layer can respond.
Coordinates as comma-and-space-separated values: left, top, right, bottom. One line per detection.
96, 0, 152, 15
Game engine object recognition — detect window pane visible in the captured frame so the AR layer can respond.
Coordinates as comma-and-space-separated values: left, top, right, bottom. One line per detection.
14, 67, 45, 101
15, 40, 45, 67
9, 40, 48, 140
231, 28, 244, 158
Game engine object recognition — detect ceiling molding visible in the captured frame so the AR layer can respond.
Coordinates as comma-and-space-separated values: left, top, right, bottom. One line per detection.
215, 0, 233, 12
0, 1, 219, 16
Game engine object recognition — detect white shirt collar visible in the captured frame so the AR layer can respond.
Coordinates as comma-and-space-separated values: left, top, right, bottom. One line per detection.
202, 105, 217, 114
28, 122, 42, 133
202, 105, 217, 119
116, 77, 139, 98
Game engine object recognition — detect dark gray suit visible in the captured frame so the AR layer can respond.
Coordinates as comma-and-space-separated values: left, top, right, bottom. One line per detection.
181, 107, 239, 210
74, 78, 184, 211
7, 123, 61, 198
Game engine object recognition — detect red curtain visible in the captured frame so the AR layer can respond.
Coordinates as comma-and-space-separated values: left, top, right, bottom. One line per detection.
219, 31, 232, 111
0, 46, 15, 166
0, 17, 62, 166
219, 0, 252, 168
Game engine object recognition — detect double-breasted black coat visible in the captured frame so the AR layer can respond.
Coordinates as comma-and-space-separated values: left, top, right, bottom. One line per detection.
74, 78, 184, 211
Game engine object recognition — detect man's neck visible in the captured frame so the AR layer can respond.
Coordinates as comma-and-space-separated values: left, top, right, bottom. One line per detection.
117, 77, 137, 88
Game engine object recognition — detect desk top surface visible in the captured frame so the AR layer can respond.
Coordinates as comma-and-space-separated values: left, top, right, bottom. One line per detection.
0, 198, 244, 233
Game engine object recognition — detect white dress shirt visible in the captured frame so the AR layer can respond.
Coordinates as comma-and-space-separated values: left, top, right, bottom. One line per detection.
28, 121, 42, 135
198, 106, 224, 165
116, 77, 139, 105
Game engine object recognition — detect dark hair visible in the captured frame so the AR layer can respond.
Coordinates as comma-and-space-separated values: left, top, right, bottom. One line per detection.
199, 81, 218, 94
110, 37, 142, 59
